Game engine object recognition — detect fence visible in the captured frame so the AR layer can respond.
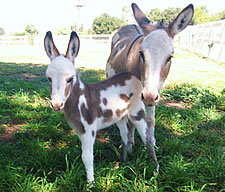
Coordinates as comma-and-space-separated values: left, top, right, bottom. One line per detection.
174, 20, 225, 63
1, 22, 225, 64
0, 34, 112, 46
0, 34, 112, 69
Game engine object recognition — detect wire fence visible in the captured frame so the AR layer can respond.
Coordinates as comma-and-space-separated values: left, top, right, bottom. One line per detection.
174, 20, 225, 63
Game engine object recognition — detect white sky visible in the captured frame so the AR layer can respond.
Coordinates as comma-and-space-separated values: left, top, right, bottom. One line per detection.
0, 0, 223, 34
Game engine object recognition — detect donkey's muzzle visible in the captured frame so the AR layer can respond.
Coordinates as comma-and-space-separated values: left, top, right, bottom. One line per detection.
141, 93, 160, 106
50, 102, 64, 112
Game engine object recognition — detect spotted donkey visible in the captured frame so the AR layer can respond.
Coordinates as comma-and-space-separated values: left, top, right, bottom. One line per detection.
106, 3, 194, 158
44, 31, 159, 183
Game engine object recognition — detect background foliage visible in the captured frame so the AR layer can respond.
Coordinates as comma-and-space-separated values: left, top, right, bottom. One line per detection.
92, 13, 127, 34
148, 6, 225, 25
24, 24, 39, 35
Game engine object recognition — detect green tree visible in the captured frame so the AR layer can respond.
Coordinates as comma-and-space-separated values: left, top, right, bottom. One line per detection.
24, 24, 38, 35
217, 10, 225, 20
148, 8, 162, 23
161, 8, 182, 25
191, 6, 209, 24
92, 13, 127, 34
148, 7, 181, 25
211, 9, 225, 21
56, 27, 70, 35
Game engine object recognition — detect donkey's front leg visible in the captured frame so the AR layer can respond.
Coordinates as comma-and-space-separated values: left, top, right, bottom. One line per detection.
129, 103, 159, 171
146, 106, 156, 147
79, 131, 96, 183
127, 120, 135, 153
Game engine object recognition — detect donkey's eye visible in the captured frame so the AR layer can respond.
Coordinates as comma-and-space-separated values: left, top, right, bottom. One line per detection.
48, 77, 52, 82
66, 77, 73, 83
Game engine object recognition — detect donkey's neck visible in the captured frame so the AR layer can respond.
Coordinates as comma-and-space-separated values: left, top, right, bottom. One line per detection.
65, 73, 86, 109
64, 74, 88, 134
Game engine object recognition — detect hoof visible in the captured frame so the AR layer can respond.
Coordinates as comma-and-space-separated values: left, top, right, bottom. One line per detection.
126, 142, 133, 153
87, 180, 95, 189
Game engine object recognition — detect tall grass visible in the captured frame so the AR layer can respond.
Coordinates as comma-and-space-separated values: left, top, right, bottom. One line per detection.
0, 53, 224, 191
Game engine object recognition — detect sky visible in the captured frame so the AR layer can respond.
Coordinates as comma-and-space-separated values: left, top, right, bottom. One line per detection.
0, 0, 224, 34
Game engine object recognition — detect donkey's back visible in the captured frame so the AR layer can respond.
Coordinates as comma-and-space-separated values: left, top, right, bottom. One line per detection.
106, 25, 144, 78
111, 24, 143, 49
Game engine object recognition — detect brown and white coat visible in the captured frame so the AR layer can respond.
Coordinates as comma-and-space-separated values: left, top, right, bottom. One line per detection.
106, 3, 194, 153
44, 31, 158, 183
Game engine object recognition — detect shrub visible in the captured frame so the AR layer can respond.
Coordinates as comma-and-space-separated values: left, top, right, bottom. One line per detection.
92, 13, 127, 34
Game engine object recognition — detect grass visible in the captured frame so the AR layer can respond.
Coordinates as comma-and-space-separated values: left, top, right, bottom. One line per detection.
0, 48, 224, 191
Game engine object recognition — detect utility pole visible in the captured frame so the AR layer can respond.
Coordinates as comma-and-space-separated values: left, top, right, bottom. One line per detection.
75, 0, 85, 34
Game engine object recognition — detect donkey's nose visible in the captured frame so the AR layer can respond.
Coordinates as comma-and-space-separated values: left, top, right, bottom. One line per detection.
50, 102, 64, 111
141, 93, 160, 106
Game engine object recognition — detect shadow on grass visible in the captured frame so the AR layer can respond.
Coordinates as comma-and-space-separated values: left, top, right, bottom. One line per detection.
0, 61, 224, 191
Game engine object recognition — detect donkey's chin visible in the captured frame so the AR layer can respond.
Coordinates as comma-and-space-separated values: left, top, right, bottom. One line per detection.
53, 108, 63, 112
143, 101, 158, 106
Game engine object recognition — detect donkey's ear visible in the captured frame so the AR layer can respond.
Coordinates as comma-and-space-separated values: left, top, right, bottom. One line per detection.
131, 3, 153, 34
168, 4, 194, 38
66, 31, 80, 64
44, 31, 60, 60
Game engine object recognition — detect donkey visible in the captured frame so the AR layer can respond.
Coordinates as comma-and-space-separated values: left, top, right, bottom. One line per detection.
106, 3, 194, 155
44, 31, 158, 183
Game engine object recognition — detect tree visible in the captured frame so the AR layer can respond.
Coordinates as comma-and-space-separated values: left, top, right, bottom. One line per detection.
24, 24, 38, 35
56, 27, 70, 35
191, 6, 209, 25
148, 7, 181, 24
211, 9, 225, 21
161, 8, 182, 25
92, 13, 127, 34
148, 8, 162, 23
217, 10, 225, 20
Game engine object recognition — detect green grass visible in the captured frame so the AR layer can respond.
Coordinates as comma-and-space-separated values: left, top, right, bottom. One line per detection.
0, 50, 224, 192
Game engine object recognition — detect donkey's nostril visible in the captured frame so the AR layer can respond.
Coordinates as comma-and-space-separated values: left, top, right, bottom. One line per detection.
50, 102, 54, 109
59, 103, 63, 108
154, 94, 160, 102
141, 93, 144, 100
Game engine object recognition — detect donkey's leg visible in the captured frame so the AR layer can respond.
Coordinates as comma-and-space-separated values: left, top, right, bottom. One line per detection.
116, 117, 129, 162
146, 106, 156, 147
79, 130, 96, 183
127, 120, 135, 153
128, 103, 159, 171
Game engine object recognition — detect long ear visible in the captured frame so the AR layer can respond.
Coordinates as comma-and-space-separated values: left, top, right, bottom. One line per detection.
44, 31, 60, 60
168, 4, 194, 38
65, 31, 80, 64
131, 3, 154, 35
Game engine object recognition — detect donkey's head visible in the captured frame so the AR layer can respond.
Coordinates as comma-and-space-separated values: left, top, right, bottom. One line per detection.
44, 31, 80, 111
132, 3, 194, 106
